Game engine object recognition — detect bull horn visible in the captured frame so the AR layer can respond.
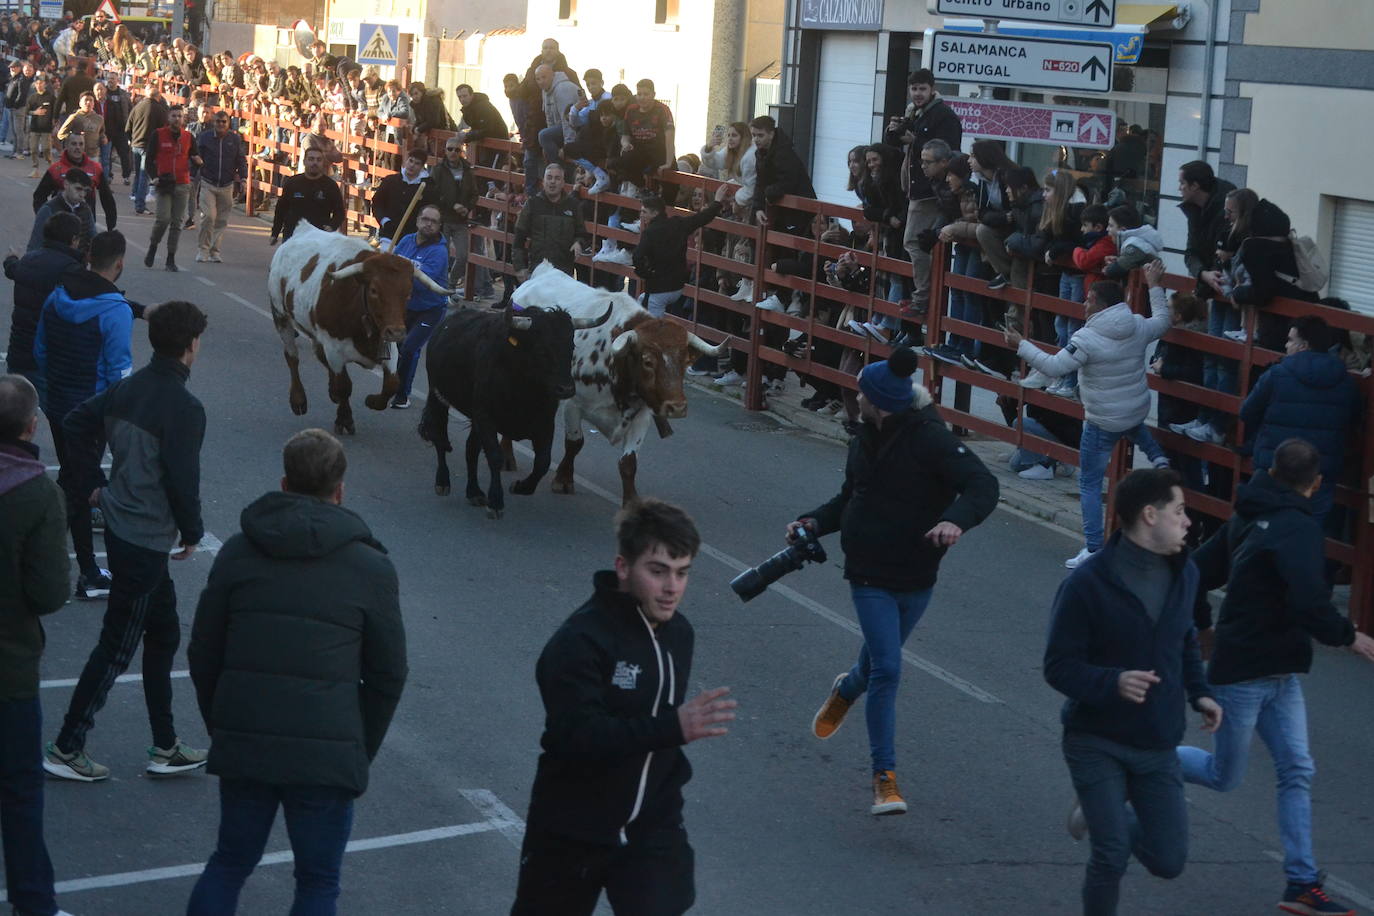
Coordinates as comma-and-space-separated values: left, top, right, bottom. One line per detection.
508, 310, 534, 330
610, 329, 638, 355
327, 262, 367, 281
570, 303, 615, 330
687, 332, 730, 357
411, 263, 456, 297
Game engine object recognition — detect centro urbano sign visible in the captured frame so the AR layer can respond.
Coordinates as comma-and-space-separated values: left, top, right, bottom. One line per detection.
799, 0, 885, 30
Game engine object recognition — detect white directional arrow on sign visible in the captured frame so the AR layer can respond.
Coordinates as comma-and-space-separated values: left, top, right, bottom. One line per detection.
929, 0, 1117, 28
925, 29, 1114, 94
1080, 114, 1111, 144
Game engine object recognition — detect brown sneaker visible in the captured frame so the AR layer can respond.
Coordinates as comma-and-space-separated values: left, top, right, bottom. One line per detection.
871, 770, 907, 816
811, 673, 852, 739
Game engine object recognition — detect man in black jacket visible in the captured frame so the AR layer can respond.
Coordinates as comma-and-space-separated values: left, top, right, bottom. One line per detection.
187, 428, 407, 913
1178, 439, 1374, 916
45, 300, 209, 783
884, 69, 962, 316
1044, 468, 1222, 916
455, 82, 509, 169
512, 162, 588, 281
512, 499, 734, 916
749, 115, 815, 236
125, 80, 168, 214
370, 148, 434, 244
4, 210, 83, 402
632, 195, 721, 317
270, 148, 345, 244
429, 137, 482, 291
800, 347, 998, 816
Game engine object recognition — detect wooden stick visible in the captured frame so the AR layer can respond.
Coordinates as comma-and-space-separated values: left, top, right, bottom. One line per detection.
389, 179, 428, 250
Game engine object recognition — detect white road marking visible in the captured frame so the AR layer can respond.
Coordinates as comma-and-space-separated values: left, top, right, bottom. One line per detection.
459, 787, 527, 848
41, 670, 190, 690
194, 276, 217, 287
9, 816, 509, 899
222, 290, 271, 318
46, 463, 111, 472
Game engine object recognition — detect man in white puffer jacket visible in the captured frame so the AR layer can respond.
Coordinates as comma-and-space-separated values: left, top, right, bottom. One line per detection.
1007, 259, 1173, 568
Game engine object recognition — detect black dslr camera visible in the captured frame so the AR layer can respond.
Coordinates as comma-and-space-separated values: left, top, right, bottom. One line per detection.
730, 527, 828, 602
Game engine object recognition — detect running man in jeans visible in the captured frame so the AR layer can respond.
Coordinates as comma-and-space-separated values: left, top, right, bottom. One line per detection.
1179, 438, 1374, 916
1006, 260, 1173, 569
44, 301, 209, 782
800, 347, 997, 815
1045, 468, 1222, 916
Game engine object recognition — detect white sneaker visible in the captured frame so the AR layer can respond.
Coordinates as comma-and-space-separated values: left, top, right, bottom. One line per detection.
1186, 423, 1225, 444
1054, 463, 1076, 478
588, 173, 610, 195
712, 370, 744, 388
195, 252, 208, 262
1018, 464, 1055, 480
817, 400, 844, 417
599, 248, 634, 266
846, 319, 869, 336
787, 291, 805, 316
1067, 799, 1087, 842
1168, 419, 1204, 435
592, 240, 617, 261
1151, 456, 1172, 469
622, 220, 641, 233
1064, 547, 1096, 569
1019, 368, 1057, 390
1222, 329, 1249, 343
729, 280, 754, 302
755, 294, 784, 313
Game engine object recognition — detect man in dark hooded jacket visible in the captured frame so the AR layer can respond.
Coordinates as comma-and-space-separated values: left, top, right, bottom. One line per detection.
187, 428, 406, 913
1239, 316, 1361, 522
1180, 438, 1374, 916
4, 209, 83, 402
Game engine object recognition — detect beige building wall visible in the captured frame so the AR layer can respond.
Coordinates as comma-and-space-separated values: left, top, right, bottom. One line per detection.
1233, 82, 1374, 256
1239, 0, 1374, 50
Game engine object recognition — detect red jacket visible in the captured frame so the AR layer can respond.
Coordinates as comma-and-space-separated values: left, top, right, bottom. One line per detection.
45, 150, 105, 191
150, 126, 193, 184
1072, 232, 1116, 290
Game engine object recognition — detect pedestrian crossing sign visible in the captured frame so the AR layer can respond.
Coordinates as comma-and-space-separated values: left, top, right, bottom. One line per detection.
357, 22, 399, 66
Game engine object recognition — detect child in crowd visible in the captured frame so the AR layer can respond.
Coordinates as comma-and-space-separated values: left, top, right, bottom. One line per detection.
1101, 204, 1164, 282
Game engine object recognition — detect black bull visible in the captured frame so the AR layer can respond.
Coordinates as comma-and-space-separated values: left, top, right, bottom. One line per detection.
418, 304, 612, 519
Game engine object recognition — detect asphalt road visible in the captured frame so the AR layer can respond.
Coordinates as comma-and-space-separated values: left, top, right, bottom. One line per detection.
4, 159, 1374, 916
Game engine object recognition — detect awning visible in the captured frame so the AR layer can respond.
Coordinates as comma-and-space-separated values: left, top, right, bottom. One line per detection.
942, 3, 1188, 65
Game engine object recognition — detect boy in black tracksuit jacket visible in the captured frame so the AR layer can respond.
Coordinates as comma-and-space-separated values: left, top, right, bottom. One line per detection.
632, 198, 721, 314
514, 501, 734, 916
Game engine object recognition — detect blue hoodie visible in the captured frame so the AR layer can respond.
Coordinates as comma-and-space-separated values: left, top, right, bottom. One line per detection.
34, 270, 134, 420
1240, 348, 1362, 481
392, 232, 449, 312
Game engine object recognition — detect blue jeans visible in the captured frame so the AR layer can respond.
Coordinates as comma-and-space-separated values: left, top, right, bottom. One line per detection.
947, 244, 984, 356
644, 290, 681, 318
1200, 300, 1240, 427
0, 106, 11, 149
1064, 732, 1188, 916
837, 585, 933, 773
132, 146, 150, 211
1177, 675, 1318, 886
395, 306, 445, 400
100, 139, 112, 179
1011, 415, 1059, 471
1079, 422, 1166, 552
187, 779, 354, 916
1056, 274, 1085, 389
522, 147, 542, 196
0, 698, 57, 916
538, 124, 566, 170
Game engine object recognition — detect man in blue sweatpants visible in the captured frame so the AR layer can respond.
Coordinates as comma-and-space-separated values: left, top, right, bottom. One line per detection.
389, 204, 450, 410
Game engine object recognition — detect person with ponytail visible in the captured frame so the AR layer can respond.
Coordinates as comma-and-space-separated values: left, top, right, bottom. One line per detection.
789, 347, 999, 817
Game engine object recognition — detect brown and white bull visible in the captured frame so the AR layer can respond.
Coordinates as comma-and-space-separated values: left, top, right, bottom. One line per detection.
510, 262, 729, 505
267, 223, 453, 434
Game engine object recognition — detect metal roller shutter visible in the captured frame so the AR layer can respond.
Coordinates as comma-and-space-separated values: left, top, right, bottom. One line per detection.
1330, 198, 1374, 315
812, 33, 878, 207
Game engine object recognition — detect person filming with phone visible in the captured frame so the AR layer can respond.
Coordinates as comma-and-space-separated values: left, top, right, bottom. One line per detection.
788, 346, 997, 817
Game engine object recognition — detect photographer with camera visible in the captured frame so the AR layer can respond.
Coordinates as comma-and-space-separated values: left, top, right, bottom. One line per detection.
789, 347, 997, 816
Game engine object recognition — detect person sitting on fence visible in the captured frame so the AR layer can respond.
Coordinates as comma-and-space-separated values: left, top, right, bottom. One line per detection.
564, 88, 617, 198
1019, 170, 1087, 396
372, 148, 433, 245
613, 78, 675, 191
454, 83, 509, 169
1006, 260, 1173, 570
1228, 197, 1320, 353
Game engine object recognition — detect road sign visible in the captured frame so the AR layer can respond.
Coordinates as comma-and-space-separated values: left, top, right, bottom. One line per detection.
38, 0, 62, 19
357, 22, 399, 66
930, 0, 1116, 28
93, 0, 121, 23
925, 29, 1113, 93
945, 97, 1117, 148
943, 21, 1145, 63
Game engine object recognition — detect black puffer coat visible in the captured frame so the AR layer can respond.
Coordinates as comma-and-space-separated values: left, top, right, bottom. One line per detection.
189, 491, 407, 795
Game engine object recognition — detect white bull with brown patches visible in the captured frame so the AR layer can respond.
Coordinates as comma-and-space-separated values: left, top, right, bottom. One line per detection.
510, 262, 729, 505
267, 223, 453, 435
